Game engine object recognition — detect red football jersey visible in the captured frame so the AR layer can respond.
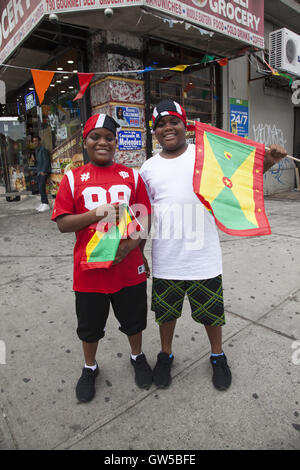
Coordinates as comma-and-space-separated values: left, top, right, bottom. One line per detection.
52, 162, 151, 293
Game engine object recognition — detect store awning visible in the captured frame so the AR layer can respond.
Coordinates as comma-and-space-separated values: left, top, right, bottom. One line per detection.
0, 2, 265, 99
0, 19, 91, 99
49, 4, 264, 55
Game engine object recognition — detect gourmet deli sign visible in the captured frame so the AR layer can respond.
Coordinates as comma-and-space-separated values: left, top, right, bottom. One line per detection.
46, 0, 264, 48
0, 0, 264, 63
145, 0, 264, 48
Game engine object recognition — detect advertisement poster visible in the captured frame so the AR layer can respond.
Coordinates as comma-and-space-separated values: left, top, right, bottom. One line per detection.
230, 98, 249, 138
113, 106, 140, 127
118, 131, 142, 150
48, 129, 83, 196
25, 91, 36, 111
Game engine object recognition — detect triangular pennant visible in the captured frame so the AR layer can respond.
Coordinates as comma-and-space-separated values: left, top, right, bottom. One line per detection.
73, 73, 94, 101
201, 55, 215, 64
169, 64, 189, 72
217, 58, 228, 66
31, 69, 55, 105
137, 66, 155, 74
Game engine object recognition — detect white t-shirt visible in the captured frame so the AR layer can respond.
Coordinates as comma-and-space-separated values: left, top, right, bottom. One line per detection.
139, 144, 222, 280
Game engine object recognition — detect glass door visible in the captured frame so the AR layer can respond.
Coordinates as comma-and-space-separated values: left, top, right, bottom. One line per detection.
0, 117, 27, 196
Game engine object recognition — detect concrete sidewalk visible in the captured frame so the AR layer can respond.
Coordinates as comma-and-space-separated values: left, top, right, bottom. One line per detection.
0, 193, 299, 450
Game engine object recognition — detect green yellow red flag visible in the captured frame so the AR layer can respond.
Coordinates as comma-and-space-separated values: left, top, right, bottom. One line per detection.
80, 204, 136, 270
193, 122, 271, 236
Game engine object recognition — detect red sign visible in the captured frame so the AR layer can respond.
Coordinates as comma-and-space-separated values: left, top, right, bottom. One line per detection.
144, 0, 264, 48
0, 0, 264, 64
0, 0, 44, 63
46, 0, 264, 47
45, 0, 143, 13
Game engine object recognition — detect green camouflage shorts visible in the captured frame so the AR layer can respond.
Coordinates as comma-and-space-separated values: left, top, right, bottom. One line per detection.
151, 275, 225, 327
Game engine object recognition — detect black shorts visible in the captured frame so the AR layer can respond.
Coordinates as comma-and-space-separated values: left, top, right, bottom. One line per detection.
151, 276, 225, 327
75, 282, 147, 343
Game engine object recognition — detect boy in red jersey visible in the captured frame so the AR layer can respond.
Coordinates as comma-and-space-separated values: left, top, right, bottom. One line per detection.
52, 114, 152, 402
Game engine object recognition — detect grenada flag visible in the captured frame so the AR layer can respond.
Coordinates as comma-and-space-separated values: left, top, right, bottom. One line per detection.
80, 204, 138, 270
193, 122, 271, 237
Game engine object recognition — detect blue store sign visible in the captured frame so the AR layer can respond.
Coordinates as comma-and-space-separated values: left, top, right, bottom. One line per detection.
118, 131, 142, 150
230, 98, 249, 138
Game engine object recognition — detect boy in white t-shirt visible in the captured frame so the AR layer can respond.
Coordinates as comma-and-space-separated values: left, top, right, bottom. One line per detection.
140, 100, 287, 391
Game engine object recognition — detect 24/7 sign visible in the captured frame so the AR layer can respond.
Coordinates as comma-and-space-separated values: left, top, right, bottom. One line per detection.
230, 98, 249, 138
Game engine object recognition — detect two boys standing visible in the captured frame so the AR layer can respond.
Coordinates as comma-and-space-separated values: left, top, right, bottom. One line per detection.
52, 102, 287, 403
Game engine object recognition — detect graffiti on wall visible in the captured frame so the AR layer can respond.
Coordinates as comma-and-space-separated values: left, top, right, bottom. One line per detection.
253, 123, 287, 148
253, 122, 293, 186
268, 159, 292, 184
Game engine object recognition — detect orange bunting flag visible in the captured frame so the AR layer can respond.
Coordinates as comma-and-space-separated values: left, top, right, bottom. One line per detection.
31, 69, 55, 105
217, 58, 229, 67
73, 73, 95, 101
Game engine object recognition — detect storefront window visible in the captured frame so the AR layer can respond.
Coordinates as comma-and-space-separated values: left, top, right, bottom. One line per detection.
0, 117, 27, 197
0, 48, 84, 198
146, 39, 221, 154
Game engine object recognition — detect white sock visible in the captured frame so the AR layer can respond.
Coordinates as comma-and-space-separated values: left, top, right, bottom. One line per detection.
84, 362, 97, 371
131, 352, 143, 361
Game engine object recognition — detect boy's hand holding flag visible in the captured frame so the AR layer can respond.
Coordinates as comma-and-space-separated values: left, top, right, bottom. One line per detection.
81, 202, 145, 269
263, 144, 288, 172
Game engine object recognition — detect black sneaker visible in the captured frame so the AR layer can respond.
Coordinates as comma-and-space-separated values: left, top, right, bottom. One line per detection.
210, 354, 232, 391
76, 363, 99, 402
153, 352, 174, 388
130, 353, 153, 390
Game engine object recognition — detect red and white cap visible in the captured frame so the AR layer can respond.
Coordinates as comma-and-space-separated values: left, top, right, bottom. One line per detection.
152, 100, 187, 130
83, 114, 120, 140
